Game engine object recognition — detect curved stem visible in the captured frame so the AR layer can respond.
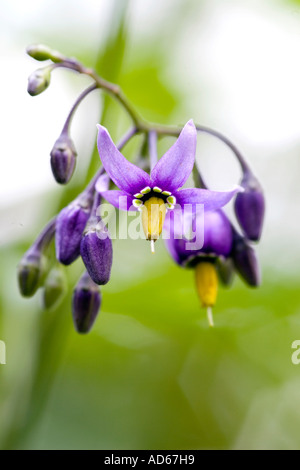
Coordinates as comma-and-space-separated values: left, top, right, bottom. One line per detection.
61, 83, 98, 135
47, 54, 251, 173
195, 125, 250, 172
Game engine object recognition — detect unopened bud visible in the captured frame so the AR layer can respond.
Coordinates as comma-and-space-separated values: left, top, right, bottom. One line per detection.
216, 257, 235, 287
232, 233, 261, 287
80, 219, 113, 285
18, 249, 45, 297
26, 44, 64, 63
50, 133, 77, 184
27, 67, 51, 96
72, 271, 101, 334
234, 171, 265, 241
55, 193, 93, 265
42, 266, 66, 310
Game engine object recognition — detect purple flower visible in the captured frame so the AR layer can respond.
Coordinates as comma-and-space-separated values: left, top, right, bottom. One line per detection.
96, 120, 241, 250
165, 209, 234, 327
165, 209, 233, 267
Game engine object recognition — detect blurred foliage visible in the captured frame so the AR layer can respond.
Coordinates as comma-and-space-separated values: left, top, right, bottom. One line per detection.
1, 0, 300, 451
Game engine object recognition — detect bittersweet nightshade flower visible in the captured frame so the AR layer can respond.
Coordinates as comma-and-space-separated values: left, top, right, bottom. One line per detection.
55, 190, 94, 265
27, 66, 51, 96
231, 232, 261, 287
166, 209, 233, 267
234, 169, 265, 241
96, 120, 241, 252
166, 209, 234, 326
80, 188, 113, 286
72, 271, 101, 333
50, 133, 77, 184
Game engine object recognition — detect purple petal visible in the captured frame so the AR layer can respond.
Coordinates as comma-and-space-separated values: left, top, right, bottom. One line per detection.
97, 125, 150, 194
150, 120, 197, 192
100, 190, 136, 211
175, 186, 242, 211
95, 173, 110, 193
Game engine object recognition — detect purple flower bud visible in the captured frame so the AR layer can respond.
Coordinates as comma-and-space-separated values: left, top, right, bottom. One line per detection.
27, 67, 51, 96
18, 248, 45, 297
55, 193, 94, 265
80, 219, 113, 285
72, 271, 101, 334
234, 171, 265, 241
50, 133, 77, 184
232, 233, 261, 287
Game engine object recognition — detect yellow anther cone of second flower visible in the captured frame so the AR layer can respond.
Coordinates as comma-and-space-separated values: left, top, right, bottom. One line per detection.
142, 197, 167, 244
195, 261, 218, 327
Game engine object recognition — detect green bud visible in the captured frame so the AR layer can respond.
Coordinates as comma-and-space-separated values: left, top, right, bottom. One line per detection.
42, 266, 66, 310
27, 67, 51, 96
26, 44, 64, 63
18, 250, 46, 297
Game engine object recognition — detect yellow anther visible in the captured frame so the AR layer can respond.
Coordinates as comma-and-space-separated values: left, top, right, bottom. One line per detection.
142, 197, 167, 243
195, 261, 218, 308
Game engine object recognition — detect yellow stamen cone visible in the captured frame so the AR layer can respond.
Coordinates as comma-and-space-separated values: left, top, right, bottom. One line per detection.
142, 197, 167, 247
195, 262, 218, 326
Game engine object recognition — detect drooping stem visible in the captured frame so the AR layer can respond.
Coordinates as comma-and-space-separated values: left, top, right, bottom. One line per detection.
195, 125, 250, 173
32, 49, 251, 174
61, 83, 99, 135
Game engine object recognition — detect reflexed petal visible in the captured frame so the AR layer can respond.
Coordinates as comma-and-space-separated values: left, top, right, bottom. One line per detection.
150, 120, 197, 192
97, 125, 150, 194
175, 186, 242, 212
100, 190, 137, 211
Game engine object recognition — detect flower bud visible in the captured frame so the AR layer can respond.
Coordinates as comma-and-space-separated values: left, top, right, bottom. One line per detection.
26, 44, 64, 63
234, 171, 265, 241
232, 233, 261, 287
27, 67, 51, 96
42, 266, 66, 310
18, 249, 46, 297
216, 257, 235, 287
55, 193, 94, 266
72, 271, 101, 334
80, 219, 113, 285
50, 133, 77, 184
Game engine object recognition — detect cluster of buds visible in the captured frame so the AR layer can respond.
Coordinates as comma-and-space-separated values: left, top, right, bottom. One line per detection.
19, 44, 265, 332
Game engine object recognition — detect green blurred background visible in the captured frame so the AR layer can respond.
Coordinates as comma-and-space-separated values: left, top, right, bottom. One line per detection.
1, 0, 300, 450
